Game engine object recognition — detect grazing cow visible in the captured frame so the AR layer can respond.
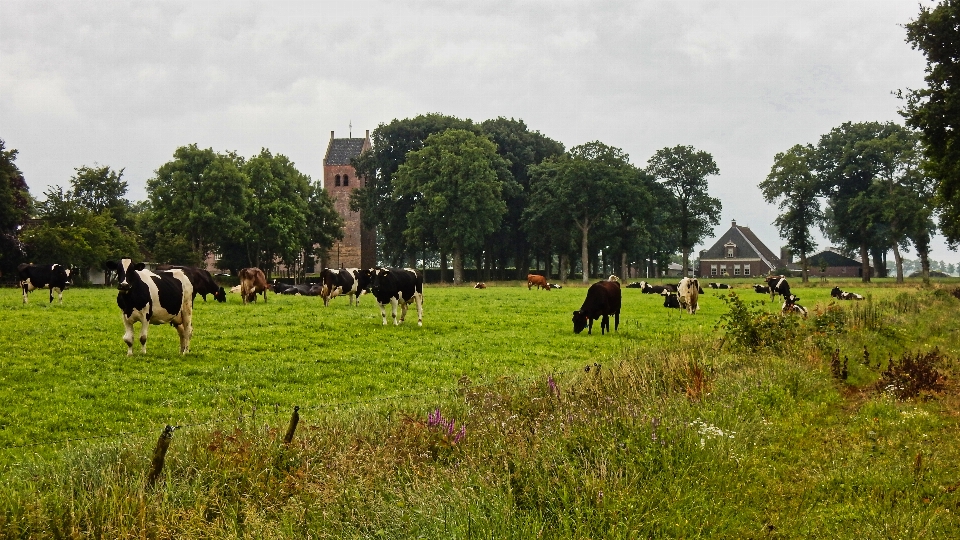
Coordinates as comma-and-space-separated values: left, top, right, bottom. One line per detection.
662, 290, 680, 308
474, 282, 487, 289
830, 286, 864, 300
320, 267, 364, 306
17, 263, 74, 304
368, 267, 424, 326
105, 258, 193, 355
238, 267, 269, 304
572, 280, 621, 335
156, 265, 226, 304
549, 283, 563, 289
708, 282, 731, 289
677, 277, 700, 314
781, 294, 808, 318
765, 275, 791, 301
753, 284, 770, 294
527, 274, 549, 290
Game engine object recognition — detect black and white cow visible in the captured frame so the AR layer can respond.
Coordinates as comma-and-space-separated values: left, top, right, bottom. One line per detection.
662, 290, 680, 308
708, 282, 731, 289
17, 263, 74, 304
281, 283, 323, 296
753, 284, 770, 294
781, 294, 808, 318
321, 267, 364, 306
155, 265, 226, 304
105, 259, 193, 355
830, 286, 864, 300
572, 280, 621, 335
635, 281, 677, 294
369, 267, 423, 326
765, 275, 791, 301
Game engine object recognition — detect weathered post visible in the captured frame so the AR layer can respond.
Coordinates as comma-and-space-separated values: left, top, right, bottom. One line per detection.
147, 425, 174, 487
283, 406, 300, 445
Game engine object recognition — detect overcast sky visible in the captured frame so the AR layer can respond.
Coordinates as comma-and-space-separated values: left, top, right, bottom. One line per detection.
2, 0, 955, 263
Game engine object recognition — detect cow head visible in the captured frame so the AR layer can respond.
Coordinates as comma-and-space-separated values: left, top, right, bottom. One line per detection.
572, 310, 589, 334
213, 286, 227, 303
370, 268, 389, 294
105, 258, 145, 293
830, 287, 842, 298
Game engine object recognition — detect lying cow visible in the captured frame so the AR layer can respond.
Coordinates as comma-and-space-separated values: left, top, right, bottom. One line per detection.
239, 267, 269, 304
753, 284, 770, 294
625, 282, 644, 289
369, 267, 424, 326
677, 277, 700, 314
636, 281, 677, 294
781, 294, 808, 318
549, 283, 563, 289
527, 274, 550, 290
474, 282, 486, 289
18, 263, 74, 304
281, 283, 323, 296
105, 258, 193, 355
830, 286, 864, 300
156, 265, 226, 304
766, 275, 790, 301
708, 282, 731, 289
271, 280, 294, 295
662, 290, 680, 308
572, 280, 621, 335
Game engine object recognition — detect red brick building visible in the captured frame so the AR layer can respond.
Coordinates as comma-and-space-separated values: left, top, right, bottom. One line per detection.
322, 130, 376, 270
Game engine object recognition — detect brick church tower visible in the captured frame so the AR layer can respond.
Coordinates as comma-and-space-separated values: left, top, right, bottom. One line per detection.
322, 130, 376, 270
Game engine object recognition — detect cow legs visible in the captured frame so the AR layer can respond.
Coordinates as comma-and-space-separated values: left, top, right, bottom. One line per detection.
391, 297, 400, 325
379, 302, 389, 325
600, 314, 609, 335
175, 321, 192, 354
21, 285, 28, 304
414, 293, 423, 327
614, 313, 620, 332
54, 287, 64, 305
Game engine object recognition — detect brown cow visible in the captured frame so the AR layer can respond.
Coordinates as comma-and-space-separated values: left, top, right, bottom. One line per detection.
527, 274, 550, 290
239, 267, 269, 304
474, 282, 487, 289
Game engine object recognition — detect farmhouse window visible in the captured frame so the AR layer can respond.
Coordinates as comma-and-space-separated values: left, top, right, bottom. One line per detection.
711, 264, 718, 276
734, 265, 741, 276
744, 264, 750, 276
726, 248, 734, 258
335, 174, 341, 187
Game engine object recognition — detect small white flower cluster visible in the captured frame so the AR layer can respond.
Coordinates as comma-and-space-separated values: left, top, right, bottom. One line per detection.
690, 418, 736, 448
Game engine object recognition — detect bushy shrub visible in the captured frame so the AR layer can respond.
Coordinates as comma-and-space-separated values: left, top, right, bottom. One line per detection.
876, 349, 946, 400
715, 292, 802, 351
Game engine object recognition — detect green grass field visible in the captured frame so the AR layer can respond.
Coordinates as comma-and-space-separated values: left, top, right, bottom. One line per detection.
2, 277, 960, 538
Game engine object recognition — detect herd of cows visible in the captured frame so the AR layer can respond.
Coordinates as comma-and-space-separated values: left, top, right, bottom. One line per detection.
14, 261, 867, 353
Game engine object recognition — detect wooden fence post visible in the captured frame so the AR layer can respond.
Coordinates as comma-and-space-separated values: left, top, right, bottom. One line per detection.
283, 406, 300, 445
147, 425, 174, 488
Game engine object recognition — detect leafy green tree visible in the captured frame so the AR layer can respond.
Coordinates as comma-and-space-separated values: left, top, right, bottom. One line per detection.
902, 0, 960, 246
479, 117, 565, 278
351, 114, 477, 265
393, 129, 512, 284
645, 145, 722, 277
0, 139, 32, 276
303, 179, 345, 270
527, 142, 638, 283
147, 144, 250, 262
241, 149, 312, 270
760, 144, 824, 283
69, 165, 132, 226
21, 186, 139, 278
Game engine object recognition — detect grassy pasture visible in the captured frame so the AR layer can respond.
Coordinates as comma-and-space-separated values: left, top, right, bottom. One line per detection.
2, 277, 960, 537
0, 278, 944, 456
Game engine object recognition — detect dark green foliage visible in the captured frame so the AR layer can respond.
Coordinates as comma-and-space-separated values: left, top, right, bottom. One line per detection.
715, 292, 802, 351
0, 139, 31, 275
876, 349, 946, 399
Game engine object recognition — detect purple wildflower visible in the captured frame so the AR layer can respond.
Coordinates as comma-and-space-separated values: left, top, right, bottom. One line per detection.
453, 425, 466, 444
548, 375, 558, 397
428, 408, 444, 427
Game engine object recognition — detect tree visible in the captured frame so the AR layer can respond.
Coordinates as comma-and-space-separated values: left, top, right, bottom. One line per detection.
527, 142, 638, 283
351, 114, 477, 266
760, 144, 824, 283
69, 165, 132, 226
902, 1, 960, 246
147, 144, 250, 262
393, 129, 513, 284
645, 146, 722, 277
303, 180, 345, 270
0, 139, 32, 276
479, 117, 565, 279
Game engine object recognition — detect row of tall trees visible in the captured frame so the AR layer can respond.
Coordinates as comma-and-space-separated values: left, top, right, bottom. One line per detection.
1, 141, 344, 281
761, 122, 934, 283
350, 114, 722, 284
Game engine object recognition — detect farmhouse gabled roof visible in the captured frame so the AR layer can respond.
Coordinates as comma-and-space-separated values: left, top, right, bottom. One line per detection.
324, 138, 367, 166
701, 221, 781, 269
807, 248, 863, 267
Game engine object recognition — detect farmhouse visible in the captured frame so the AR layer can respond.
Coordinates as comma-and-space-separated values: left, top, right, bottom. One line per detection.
322, 130, 376, 270
808, 248, 873, 278
698, 220, 781, 278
